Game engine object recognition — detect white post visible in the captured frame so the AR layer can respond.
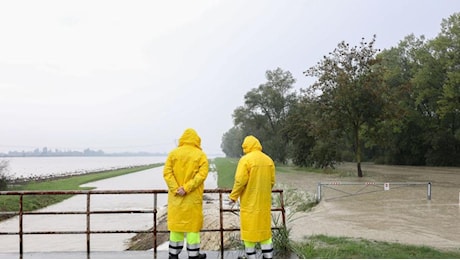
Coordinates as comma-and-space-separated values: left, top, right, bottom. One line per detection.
316, 183, 321, 203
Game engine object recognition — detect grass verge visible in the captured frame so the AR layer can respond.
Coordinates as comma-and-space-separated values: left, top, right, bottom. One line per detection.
213, 157, 238, 188
293, 234, 460, 259
0, 164, 162, 220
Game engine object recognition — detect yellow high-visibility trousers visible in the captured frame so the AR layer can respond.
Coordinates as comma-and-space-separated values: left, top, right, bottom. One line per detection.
169, 231, 201, 258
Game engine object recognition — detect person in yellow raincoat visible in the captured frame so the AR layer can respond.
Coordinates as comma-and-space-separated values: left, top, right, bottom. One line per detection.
163, 128, 209, 259
229, 135, 275, 259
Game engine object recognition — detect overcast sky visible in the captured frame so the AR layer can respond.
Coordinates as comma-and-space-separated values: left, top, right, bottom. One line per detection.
0, 0, 458, 155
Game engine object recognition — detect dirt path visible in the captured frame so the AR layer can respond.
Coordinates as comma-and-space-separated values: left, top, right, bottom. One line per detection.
276, 163, 460, 251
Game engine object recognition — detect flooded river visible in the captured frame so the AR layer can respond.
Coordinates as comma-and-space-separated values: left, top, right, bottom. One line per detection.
279, 163, 460, 250
0, 166, 217, 253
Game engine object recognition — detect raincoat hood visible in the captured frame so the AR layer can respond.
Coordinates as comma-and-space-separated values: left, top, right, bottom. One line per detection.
242, 135, 262, 154
178, 128, 202, 150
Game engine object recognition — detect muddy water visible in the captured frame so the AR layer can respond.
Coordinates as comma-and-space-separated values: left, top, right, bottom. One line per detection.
0, 167, 217, 253
281, 163, 460, 250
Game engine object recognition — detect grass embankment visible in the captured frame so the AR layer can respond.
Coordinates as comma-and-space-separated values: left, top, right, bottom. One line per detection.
213, 157, 460, 259
294, 235, 460, 259
0, 164, 162, 220
213, 157, 239, 188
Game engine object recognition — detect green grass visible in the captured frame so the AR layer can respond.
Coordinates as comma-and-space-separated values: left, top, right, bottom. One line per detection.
276, 165, 321, 174
213, 157, 238, 188
0, 164, 162, 219
293, 234, 460, 259
213, 157, 340, 189
276, 164, 342, 175
213, 157, 327, 188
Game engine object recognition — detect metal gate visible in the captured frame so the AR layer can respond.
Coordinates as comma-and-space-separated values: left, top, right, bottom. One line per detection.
316, 182, 432, 202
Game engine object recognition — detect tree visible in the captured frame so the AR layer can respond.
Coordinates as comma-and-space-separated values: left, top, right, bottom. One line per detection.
371, 13, 460, 166
231, 68, 298, 163
284, 92, 344, 168
433, 13, 460, 120
304, 35, 389, 177
221, 126, 244, 158
405, 12, 460, 165
0, 160, 11, 190
432, 13, 460, 165
283, 95, 316, 166
376, 34, 428, 165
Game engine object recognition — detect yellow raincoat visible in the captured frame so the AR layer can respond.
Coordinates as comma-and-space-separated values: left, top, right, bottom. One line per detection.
229, 135, 275, 242
163, 128, 209, 232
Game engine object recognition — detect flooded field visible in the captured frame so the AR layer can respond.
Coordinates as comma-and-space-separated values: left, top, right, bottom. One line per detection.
3, 156, 166, 179
277, 163, 460, 251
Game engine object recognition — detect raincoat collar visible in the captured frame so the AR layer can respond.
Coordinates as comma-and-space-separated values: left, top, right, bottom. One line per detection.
178, 128, 202, 150
242, 135, 262, 154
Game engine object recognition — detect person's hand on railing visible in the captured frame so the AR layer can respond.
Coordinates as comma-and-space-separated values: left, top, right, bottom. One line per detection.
227, 199, 240, 216
228, 199, 236, 209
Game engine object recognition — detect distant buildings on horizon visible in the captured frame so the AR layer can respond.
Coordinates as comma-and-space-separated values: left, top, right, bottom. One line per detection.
0, 147, 167, 157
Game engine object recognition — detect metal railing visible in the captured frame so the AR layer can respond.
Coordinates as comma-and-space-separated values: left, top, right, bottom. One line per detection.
316, 181, 432, 202
0, 189, 286, 259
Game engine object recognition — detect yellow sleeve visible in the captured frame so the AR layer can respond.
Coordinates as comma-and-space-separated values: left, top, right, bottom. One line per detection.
229, 157, 249, 201
163, 154, 179, 193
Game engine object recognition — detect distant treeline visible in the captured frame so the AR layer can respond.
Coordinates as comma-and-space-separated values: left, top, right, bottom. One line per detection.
0, 147, 166, 157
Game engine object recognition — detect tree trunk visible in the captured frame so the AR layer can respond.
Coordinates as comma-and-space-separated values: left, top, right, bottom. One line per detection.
357, 161, 363, 178
355, 125, 363, 177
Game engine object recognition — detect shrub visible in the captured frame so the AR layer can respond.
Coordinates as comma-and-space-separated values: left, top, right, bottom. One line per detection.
0, 160, 12, 190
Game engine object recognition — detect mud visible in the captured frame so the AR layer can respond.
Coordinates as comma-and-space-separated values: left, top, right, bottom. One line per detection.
277, 163, 460, 251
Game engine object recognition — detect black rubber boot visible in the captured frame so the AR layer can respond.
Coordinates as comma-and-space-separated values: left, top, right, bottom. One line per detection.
188, 253, 206, 259
169, 253, 179, 259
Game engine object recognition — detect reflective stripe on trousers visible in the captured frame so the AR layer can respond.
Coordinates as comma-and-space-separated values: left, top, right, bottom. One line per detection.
186, 243, 200, 257
261, 242, 274, 259
244, 238, 273, 259
245, 247, 257, 259
169, 241, 184, 256
169, 231, 201, 257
